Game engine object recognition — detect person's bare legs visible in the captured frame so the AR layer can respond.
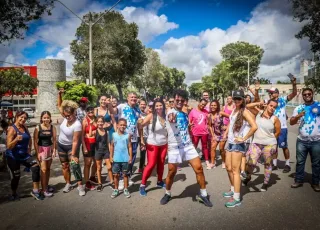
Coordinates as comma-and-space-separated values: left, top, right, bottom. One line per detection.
105, 159, 113, 183
165, 163, 178, 191
189, 157, 206, 189
210, 140, 218, 166
220, 141, 227, 168
96, 160, 103, 184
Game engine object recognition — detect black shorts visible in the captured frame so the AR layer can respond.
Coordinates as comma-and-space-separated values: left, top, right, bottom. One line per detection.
83, 143, 95, 158
95, 151, 110, 161
57, 142, 80, 163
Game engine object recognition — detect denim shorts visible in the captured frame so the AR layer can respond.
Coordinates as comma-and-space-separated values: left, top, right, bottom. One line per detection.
112, 162, 129, 175
226, 143, 246, 154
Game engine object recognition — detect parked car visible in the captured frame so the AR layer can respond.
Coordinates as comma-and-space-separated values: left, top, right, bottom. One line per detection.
22, 108, 35, 118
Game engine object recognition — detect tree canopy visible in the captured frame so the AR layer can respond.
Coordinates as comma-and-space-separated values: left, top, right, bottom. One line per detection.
0, 0, 54, 43
70, 11, 146, 101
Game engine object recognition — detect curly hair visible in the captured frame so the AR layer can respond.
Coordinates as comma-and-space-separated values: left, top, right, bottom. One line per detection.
233, 99, 246, 133
61, 100, 79, 114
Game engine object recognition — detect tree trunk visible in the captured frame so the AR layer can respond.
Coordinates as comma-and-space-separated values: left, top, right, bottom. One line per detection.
116, 84, 123, 102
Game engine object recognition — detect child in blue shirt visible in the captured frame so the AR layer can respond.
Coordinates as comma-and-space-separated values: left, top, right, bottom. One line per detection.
110, 118, 132, 198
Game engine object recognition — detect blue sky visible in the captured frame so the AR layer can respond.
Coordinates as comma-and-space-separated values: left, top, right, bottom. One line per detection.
1, 0, 309, 83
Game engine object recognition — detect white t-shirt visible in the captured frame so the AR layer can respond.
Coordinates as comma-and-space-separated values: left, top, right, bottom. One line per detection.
166, 108, 192, 151
274, 96, 288, 129
292, 101, 320, 141
147, 115, 168, 146
117, 103, 141, 142
58, 119, 82, 145
228, 109, 250, 144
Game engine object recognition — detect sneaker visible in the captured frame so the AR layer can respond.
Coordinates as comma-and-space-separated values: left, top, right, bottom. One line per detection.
156, 181, 166, 188
139, 186, 147, 196
260, 184, 268, 192
47, 185, 55, 193
272, 165, 278, 171
243, 175, 251, 186
240, 171, 247, 180
160, 194, 171, 205
8, 193, 20, 201
43, 190, 54, 197
311, 184, 320, 192
85, 181, 96, 191
89, 176, 98, 184
210, 163, 216, 169
196, 194, 213, 207
118, 180, 124, 190
177, 166, 182, 171
129, 179, 134, 186
63, 183, 72, 193
124, 189, 131, 198
291, 182, 303, 188
222, 162, 226, 169
225, 197, 241, 208
283, 165, 291, 173
77, 185, 86, 196
111, 189, 119, 198
97, 184, 103, 192
30, 191, 44, 201
222, 190, 234, 198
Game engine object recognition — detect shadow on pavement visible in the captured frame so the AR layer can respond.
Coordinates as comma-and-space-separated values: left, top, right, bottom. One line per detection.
171, 183, 200, 202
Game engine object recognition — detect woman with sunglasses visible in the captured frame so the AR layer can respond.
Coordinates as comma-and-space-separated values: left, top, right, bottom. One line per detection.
6, 111, 42, 200
82, 106, 98, 191
57, 89, 85, 196
223, 90, 257, 208
33, 111, 57, 197
138, 98, 168, 196
244, 99, 281, 191
207, 100, 229, 169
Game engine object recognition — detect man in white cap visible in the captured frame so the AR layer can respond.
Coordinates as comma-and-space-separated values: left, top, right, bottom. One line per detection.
267, 77, 297, 173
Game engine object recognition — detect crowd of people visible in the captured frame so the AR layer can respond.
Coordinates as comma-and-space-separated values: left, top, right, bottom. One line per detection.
1, 75, 320, 208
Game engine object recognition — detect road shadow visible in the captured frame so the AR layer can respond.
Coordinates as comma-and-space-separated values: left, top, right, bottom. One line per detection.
288, 171, 317, 187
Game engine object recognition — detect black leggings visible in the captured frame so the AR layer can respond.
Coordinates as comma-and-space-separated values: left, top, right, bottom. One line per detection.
6, 157, 40, 192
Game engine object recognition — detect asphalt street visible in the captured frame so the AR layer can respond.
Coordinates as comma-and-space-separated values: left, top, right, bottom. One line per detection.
0, 108, 319, 230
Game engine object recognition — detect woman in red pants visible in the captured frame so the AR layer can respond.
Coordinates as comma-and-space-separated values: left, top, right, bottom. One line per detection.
188, 99, 210, 169
138, 98, 168, 196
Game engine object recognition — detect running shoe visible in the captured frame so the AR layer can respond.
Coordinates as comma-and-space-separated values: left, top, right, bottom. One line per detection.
283, 165, 291, 173
89, 176, 98, 184
118, 180, 124, 190
240, 171, 247, 180
311, 184, 320, 192
30, 191, 44, 201
210, 163, 216, 169
225, 198, 241, 208
124, 189, 131, 198
272, 165, 278, 171
222, 190, 234, 198
62, 183, 72, 193
8, 193, 20, 201
47, 185, 55, 193
177, 166, 182, 171
129, 179, 134, 186
260, 184, 268, 192
97, 184, 103, 192
291, 182, 303, 188
111, 189, 119, 198
85, 181, 96, 191
196, 194, 213, 207
43, 190, 54, 197
77, 185, 86, 196
222, 162, 226, 169
160, 194, 171, 205
156, 181, 166, 188
139, 186, 147, 196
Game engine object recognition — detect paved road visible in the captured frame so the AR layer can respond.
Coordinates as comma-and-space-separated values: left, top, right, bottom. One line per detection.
0, 108, 319, 230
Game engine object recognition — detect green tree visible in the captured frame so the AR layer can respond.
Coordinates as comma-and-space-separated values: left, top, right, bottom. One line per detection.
276, 80, 291, 84
161, 66, 186, 97
220, 41, 264, 87
70, 11, 146, 101
56, 80, 97, 105
0, 0, 54, 42
96, 83, 119, 98
257, 77, 271, 84
291, 0, 320, 52
188, 82, 204, 99
0, 68, 38, 102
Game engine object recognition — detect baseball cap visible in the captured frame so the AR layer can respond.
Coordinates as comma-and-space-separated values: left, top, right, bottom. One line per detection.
79, 97, 89, 103
267, 87, 279, 94
232, 90, 245, 99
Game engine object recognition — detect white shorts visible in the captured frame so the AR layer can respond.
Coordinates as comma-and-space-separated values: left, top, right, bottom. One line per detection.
167, 144, 199, 164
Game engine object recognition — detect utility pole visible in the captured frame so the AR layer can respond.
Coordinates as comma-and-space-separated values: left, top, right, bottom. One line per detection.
247, 59, 250, 87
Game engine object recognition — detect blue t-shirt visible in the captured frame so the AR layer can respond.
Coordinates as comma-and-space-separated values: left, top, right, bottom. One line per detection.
292, 101, 320, 141
112, 132, 129, 162
117, 103, 141, 142
274, 96, 288, 129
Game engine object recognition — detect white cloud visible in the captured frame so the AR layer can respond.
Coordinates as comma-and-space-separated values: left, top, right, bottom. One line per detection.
156, 0, 311, 84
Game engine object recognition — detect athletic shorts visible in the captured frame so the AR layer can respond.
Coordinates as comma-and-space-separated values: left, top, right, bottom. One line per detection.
277, 128, 288, 148
132, 142, 138, 154
95, 151, 110, 161
112, 162, 129, 174
57, 142, 80, 163
226, 143, 246, 155
167, 144, 199, 164
38, 146, 52, 161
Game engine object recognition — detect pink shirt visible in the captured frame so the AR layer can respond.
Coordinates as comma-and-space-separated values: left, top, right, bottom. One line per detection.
188, 108, 209, 136
204, 104, 210, 113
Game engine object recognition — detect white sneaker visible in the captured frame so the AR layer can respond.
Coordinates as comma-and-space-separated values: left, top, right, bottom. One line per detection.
63, 183, 72, 193
77, 185, 86, 196
129, 179, 134, 186
118, 180, 124, 191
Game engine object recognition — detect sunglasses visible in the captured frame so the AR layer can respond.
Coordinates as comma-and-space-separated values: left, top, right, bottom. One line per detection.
87, 110, 94, 113
176, 99, 185, 103
303, 93, 312, 97
64, 114, 72, 118
233, 97, 243, 101
169, 101, 174, 103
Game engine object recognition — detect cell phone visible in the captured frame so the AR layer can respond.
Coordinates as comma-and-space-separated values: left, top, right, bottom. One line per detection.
287, 73, 294, 80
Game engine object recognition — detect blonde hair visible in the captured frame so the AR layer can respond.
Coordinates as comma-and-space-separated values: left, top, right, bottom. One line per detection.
61, 100, 79, 114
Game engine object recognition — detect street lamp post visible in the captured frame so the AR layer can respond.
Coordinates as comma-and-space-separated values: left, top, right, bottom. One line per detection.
56, 0, 122, 85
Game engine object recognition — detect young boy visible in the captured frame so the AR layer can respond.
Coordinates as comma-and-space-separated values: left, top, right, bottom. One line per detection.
110, 118, 132, 198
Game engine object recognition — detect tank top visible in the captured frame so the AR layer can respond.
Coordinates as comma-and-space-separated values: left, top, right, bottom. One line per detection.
210, 113, 225, 137
84, 117, 97, 134
227, 109, 249, 144
223, 105, 234, 125
5, 124, 30, 160
147, 115, 168, 146
97, 108, 111, 123
38, 124, 53, 146
95, 128, 109, 154
253, 111, 277, 145
112, 132, 129, 162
